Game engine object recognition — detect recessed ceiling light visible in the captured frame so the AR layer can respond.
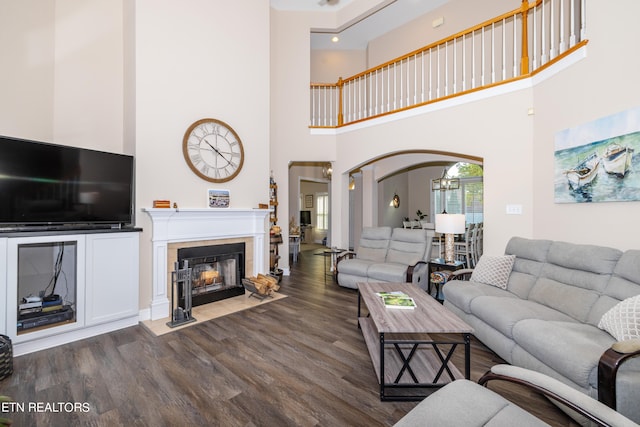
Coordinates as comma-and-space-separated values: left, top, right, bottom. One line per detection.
331, 36, 339, 43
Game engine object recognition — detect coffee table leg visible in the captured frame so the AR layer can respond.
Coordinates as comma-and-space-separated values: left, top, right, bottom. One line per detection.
380, 332, 385, 400
357, 289, 361, 329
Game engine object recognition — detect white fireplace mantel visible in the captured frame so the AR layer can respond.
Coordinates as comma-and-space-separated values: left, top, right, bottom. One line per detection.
143, 208, 270, 320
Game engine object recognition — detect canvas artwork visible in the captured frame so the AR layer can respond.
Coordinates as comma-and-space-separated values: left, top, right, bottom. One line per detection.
208, 189, 230, 208
554, 106, 640, 203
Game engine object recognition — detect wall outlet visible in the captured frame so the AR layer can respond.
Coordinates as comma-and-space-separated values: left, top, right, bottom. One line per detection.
506, 204, 523, 215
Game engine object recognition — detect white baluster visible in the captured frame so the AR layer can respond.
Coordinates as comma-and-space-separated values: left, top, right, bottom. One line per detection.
481, 27, 485, 86
513, 15, 520, 77
533, 6, 538, 70
580, 0, 586, 39
491, 23, 495, 83
559, 0, 566, 53
550, 0, 556, 59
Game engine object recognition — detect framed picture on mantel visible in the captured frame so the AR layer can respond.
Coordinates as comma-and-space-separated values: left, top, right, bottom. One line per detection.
305, 194, 313, 208
208, 189, 230, 208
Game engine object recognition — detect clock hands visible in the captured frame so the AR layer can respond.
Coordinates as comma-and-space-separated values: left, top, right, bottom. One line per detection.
202, 138, 232, 167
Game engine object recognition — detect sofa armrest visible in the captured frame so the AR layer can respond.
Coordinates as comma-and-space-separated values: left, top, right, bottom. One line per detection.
480, 364, 637, 427
336, 250, 356, 261
335, 251, 356, 268
406, 260, 427, 282
598, 339, 640, 410
448, 268, 474, 281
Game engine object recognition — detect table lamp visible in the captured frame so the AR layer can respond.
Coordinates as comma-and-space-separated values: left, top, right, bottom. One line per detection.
435, 213, 466, 264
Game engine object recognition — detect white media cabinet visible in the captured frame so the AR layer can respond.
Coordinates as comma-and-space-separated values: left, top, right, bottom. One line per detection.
0, 229, 141, 356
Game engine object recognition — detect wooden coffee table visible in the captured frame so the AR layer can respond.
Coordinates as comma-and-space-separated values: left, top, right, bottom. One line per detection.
357, 282, 474, 401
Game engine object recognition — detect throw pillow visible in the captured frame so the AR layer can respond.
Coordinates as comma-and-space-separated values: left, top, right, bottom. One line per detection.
470, 254, 516, 289
598, 295, 640, 341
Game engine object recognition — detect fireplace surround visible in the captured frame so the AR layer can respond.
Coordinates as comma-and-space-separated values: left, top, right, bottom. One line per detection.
144, 208, 270, 321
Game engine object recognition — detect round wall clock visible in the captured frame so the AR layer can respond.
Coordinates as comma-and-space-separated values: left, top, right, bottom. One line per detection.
182, 118, 245, 183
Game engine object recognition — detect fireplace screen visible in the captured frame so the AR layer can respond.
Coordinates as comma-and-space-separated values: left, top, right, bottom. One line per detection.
177, 242, 245, 307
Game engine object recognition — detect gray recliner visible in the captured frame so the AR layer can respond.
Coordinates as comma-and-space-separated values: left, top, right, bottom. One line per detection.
336, 226, 433, 289
394, 364, 638, 427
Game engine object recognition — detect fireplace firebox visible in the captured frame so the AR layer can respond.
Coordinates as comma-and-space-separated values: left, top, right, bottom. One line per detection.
177, 242, 245, 307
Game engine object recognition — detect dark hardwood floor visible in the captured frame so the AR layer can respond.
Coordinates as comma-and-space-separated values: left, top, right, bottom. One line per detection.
0, 243, 578, 426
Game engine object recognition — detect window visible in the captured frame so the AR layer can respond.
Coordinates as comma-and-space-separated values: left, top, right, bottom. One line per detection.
316, 193, 329, 230
432, 163, 483, 223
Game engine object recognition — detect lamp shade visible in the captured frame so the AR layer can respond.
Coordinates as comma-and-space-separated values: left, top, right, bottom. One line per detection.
435, 214, 466, 234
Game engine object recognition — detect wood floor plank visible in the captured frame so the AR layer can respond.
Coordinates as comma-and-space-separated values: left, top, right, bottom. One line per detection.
0, 243, 579, 426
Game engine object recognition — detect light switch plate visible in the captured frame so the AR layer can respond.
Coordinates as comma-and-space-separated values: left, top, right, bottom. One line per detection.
506, 204, 523, 215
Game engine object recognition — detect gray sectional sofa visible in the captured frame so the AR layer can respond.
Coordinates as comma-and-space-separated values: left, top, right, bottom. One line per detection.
336, 226, 433, 290
443, 237, 640, 423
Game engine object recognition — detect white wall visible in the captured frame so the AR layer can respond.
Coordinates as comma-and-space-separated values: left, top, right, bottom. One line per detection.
134, 0, 271, 310
530, 0, 640, 249
0, 0, 272, 315
0, 0, 123, 152
310, 49, 367, 83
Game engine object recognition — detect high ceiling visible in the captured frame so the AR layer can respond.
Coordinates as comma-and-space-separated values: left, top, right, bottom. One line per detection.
270, 0, 449, 50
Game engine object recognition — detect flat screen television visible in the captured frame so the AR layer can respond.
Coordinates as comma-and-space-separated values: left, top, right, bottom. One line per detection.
0, 135, 135, 231
300, 210, 311, 226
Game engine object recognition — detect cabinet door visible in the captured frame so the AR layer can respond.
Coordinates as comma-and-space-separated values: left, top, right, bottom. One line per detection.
0, 238, 6, 335
85, 233, 139, 326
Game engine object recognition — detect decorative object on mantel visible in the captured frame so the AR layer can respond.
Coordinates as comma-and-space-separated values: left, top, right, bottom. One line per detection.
554, 105, 640, 203
182, 118, 245, 183
208, 189, 230, 208
153, 200, 171, 208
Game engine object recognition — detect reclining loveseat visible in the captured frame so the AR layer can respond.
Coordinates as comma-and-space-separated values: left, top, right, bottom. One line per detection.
336, 226, 433, 290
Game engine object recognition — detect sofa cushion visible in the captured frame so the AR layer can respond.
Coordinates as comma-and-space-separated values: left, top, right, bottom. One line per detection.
393, 379, 549, 427
529, 242, 618, 322
512, 319, 615, 388
385, 228, 427, 266
471, 255, 515, 289
336, 258, 375, 277
547, 241, 622, 277
598, 295, 640, 341
367, 262, 410, 283
444, 280, 518, 313
357, 226, 392, 262
470, 297, 575, 339
504, 237, 552, 299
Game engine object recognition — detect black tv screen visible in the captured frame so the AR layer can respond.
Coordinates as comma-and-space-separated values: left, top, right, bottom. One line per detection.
0, 135, 135, 230
300, 210, 311, 226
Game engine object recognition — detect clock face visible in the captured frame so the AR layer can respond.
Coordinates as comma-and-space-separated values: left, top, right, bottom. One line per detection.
182, 118, 244, 183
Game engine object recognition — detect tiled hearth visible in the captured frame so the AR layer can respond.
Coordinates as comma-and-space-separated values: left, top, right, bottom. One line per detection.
144, 208, 270, 321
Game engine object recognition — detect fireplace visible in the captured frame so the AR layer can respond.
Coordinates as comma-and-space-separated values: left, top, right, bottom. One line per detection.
177, 242, 246, 307
143, 208, 270, 321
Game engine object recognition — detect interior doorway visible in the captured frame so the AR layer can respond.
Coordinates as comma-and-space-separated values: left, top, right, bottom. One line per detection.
288, 162, 331, 248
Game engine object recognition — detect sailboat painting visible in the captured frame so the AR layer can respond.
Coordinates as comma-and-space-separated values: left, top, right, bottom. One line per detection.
555, 106, 640, 203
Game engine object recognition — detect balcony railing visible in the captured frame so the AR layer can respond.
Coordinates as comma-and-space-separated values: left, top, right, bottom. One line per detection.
310, 0, 587, 128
